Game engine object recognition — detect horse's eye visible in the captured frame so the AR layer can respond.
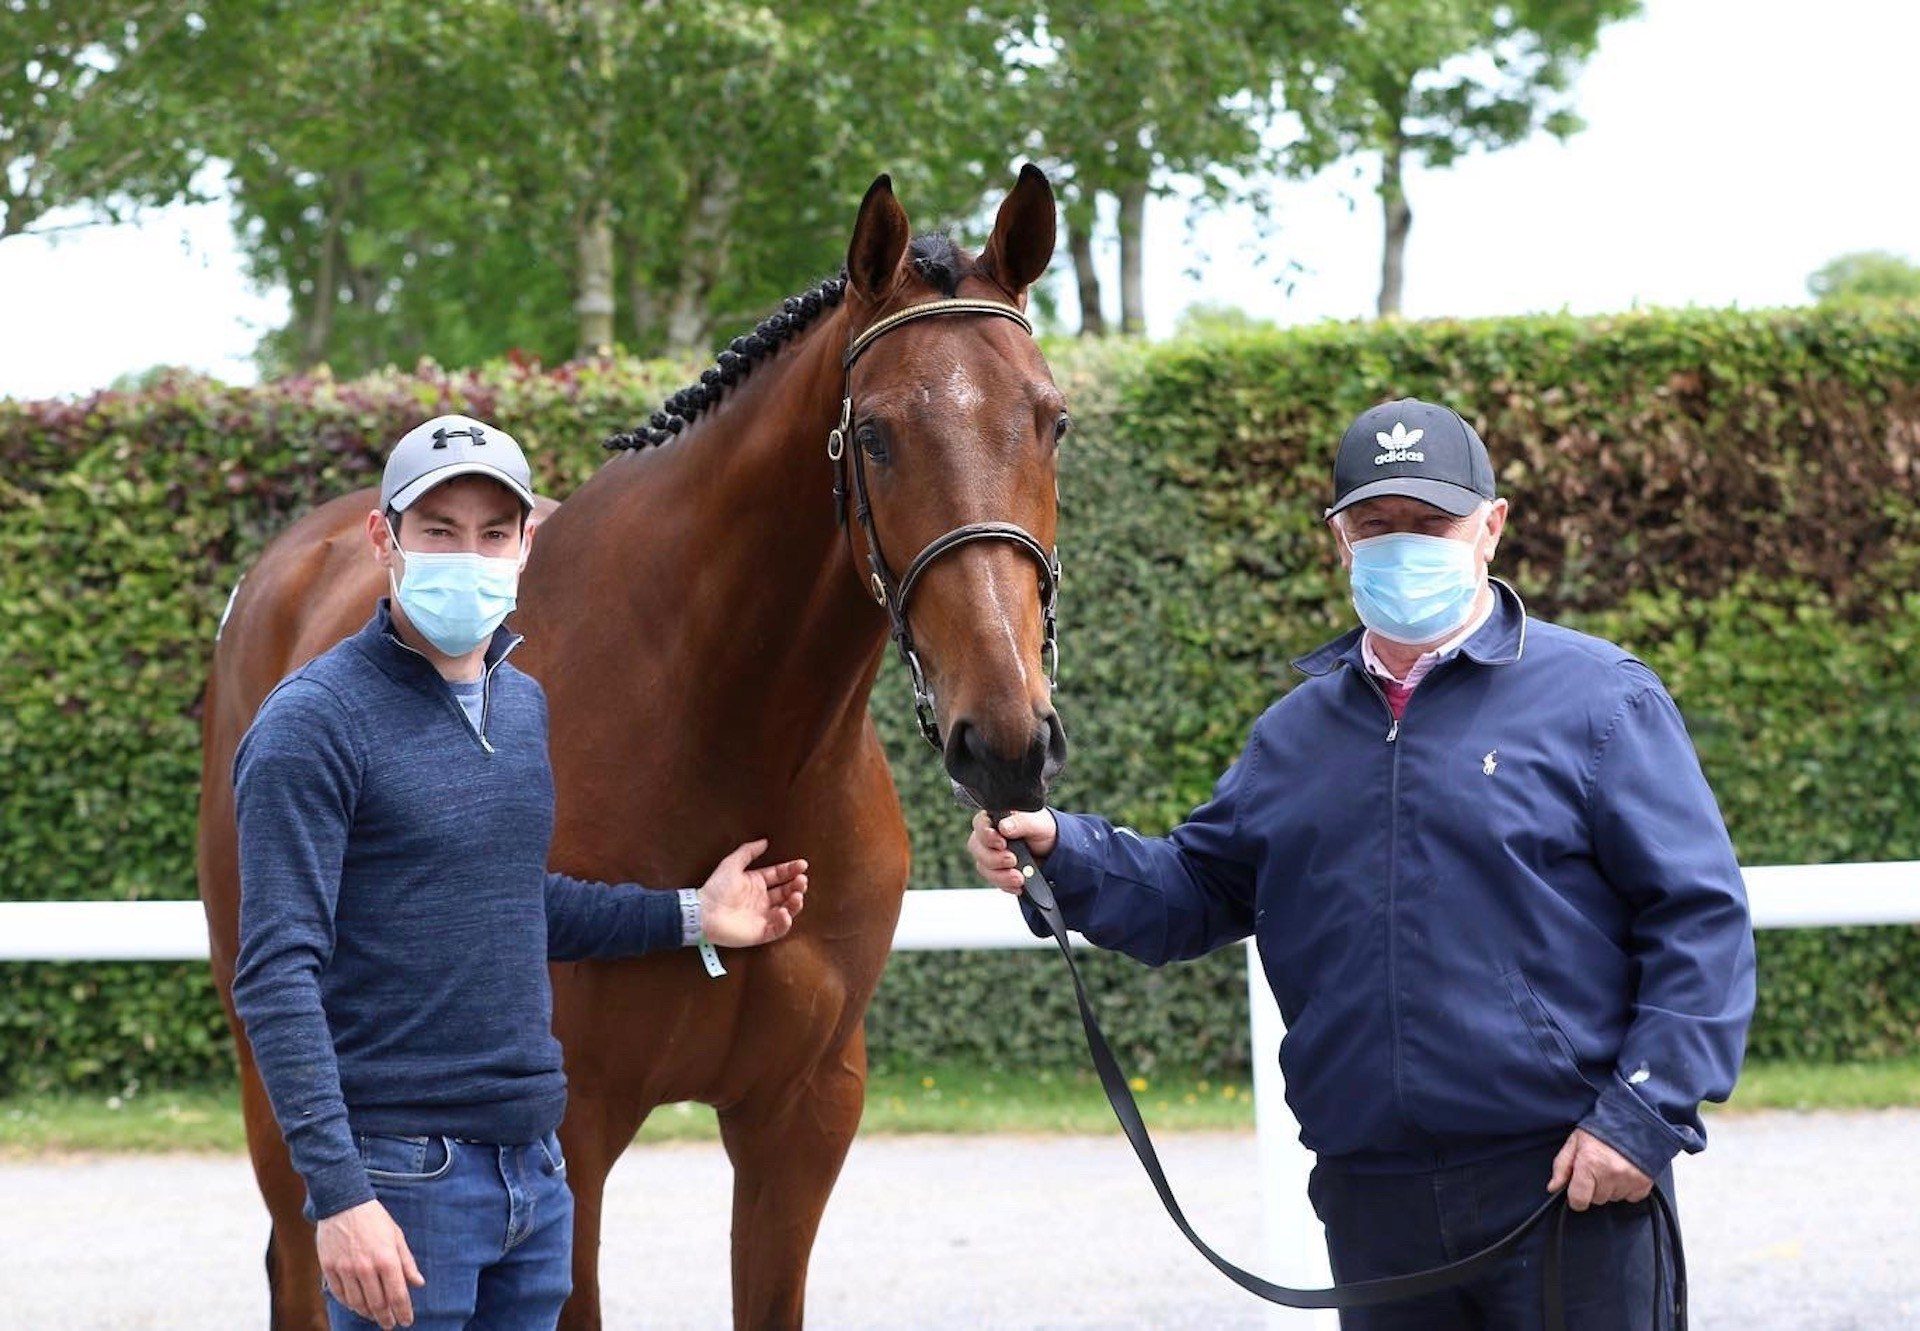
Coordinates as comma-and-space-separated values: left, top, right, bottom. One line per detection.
1054, 412, 1072, 442
858, 424, 888, 462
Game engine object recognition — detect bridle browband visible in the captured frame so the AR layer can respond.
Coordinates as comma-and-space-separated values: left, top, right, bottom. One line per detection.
828, 297, 1062, 750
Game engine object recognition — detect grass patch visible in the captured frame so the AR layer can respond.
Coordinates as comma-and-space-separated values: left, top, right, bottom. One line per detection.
824, 1064, 1254, 1137
0, 1064, 1254, 1156
1713, 1055, 1920, 1112
5, 1057, 1916, 1156
0, 1086, 244, 1154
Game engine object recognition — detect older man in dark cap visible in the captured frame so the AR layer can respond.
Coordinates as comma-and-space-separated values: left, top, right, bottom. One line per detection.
970, 398, 1756, 1329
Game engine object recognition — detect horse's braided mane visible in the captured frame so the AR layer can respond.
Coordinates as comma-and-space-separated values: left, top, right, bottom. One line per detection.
603, 233, 974, 452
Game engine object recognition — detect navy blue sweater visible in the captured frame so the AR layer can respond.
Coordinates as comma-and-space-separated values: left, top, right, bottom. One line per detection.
231, 597, 685, 1220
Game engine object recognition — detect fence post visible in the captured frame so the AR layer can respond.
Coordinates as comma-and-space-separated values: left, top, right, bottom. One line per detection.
1247, 938, 1337, 1329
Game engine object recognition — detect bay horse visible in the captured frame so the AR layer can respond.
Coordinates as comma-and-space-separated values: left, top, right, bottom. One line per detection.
195, 165, 1068, 1328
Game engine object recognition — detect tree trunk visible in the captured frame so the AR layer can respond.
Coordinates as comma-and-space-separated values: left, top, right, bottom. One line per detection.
575, 198, 617, 356
1377, 132, 1411, 319
663, 275, 711, 359
1116, 180, 1147, 336
627, 255, 664, 357
1067, 215, 1106, 337
296, 175, 351, 371
664, 162, 737, 358
0, 187, 29, 242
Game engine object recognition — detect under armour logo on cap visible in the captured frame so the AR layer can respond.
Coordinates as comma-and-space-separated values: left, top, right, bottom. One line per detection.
381, 414, 537, 513
430, 425, 489, 449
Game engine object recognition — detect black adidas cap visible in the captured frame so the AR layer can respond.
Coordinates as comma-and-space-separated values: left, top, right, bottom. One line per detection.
1327, 397, 1496, 519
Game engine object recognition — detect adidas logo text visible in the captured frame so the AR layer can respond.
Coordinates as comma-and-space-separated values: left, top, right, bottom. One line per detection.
1374, 421, 1425, 466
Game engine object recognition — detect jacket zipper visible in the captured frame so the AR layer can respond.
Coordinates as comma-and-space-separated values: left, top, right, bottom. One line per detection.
382, 629, 521, 755
1353, 664, 1400, 743
476, 647, 517, 754
1353, 663, 1414, 1134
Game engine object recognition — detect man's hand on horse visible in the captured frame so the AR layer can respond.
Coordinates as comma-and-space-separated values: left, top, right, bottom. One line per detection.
698, 839, 808, 946
316, 1198, 425, 1329
968, 808, 1059, 893
1548, 1127, 1653, 1211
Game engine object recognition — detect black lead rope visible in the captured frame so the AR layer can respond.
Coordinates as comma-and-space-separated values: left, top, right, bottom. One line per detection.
993, 822, 1687, 1327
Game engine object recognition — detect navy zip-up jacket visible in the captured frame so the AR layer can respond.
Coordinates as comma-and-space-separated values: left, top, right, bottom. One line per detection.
1024, 580, 1755, 1177
231, 596, 687, 1220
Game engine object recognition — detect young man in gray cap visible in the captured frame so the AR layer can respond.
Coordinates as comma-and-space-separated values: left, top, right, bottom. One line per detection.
231, 414, 808, 1330
968, 398, 1756, 1328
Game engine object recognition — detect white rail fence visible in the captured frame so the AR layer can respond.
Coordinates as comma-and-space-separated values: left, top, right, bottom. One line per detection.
3, 861, 1917, 1326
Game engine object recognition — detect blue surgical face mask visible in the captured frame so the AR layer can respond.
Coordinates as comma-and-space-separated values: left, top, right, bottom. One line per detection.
1341, 513, 1487, 646
386, 516, 523, 656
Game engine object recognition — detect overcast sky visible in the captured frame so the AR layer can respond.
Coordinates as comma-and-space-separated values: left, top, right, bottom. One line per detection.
2, 0, 1914, 400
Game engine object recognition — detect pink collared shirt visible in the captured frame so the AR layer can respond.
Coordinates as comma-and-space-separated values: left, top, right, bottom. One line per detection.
1361, 591, 1496, 720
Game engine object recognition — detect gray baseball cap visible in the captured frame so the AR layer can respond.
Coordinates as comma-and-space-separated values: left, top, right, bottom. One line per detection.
380, 414, 536, 514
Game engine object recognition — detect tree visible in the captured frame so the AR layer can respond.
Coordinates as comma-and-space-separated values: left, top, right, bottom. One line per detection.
28, 2, 1630, 369
1808, 251, 1920, 308
215, 0, 1017, 372
1172, 301, 1274, 338
186, 2, 567, 374
597, 0, 1016, 357
1004, 0, 1314, 337
0, 0, 208, 242
1286, 0, 1638, 318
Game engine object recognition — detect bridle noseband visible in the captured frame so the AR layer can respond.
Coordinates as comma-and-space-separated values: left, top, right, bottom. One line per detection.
828, 297, 1062, 750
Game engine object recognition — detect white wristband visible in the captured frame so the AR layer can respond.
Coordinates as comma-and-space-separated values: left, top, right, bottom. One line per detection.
678, 887, 726, 978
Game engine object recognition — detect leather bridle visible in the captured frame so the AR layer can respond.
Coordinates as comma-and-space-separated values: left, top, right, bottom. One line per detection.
829, 297, 1062, 750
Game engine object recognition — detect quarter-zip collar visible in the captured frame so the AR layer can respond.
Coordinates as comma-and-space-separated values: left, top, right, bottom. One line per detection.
1292, 577, 1528, 679
348, 595, 524, 694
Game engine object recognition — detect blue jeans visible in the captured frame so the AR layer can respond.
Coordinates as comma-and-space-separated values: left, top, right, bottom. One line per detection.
1307, 1135, 1677, 1331
307, 1128, 574, 1330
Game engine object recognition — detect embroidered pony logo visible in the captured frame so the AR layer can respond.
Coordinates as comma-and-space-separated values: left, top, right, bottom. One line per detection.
1374, 422, 1425, 465
1482, 750, 1499, 776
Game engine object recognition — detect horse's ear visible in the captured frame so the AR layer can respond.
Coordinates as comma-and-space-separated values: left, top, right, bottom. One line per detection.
982, 163, 1056, 295
847, 173, 911, 303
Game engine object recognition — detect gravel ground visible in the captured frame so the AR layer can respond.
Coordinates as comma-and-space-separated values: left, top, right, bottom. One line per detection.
1, 1109, 1913, 1329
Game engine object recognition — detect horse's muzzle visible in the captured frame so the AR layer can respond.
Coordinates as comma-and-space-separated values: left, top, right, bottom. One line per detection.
943, 708, 1066, 813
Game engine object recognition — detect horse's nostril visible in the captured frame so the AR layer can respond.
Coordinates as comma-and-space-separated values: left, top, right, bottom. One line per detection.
1041, 708, 1068, 775
943, 718, 977, 771
944, 713, 1063, 809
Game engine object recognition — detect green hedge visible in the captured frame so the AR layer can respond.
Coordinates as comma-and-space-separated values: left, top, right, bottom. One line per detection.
0, 358, 689, 1094
4, 308, 1919, 1094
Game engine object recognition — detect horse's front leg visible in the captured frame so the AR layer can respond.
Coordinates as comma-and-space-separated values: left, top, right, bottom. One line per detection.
717, 1024, 870, 1330
555, 1085, 655, 1331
